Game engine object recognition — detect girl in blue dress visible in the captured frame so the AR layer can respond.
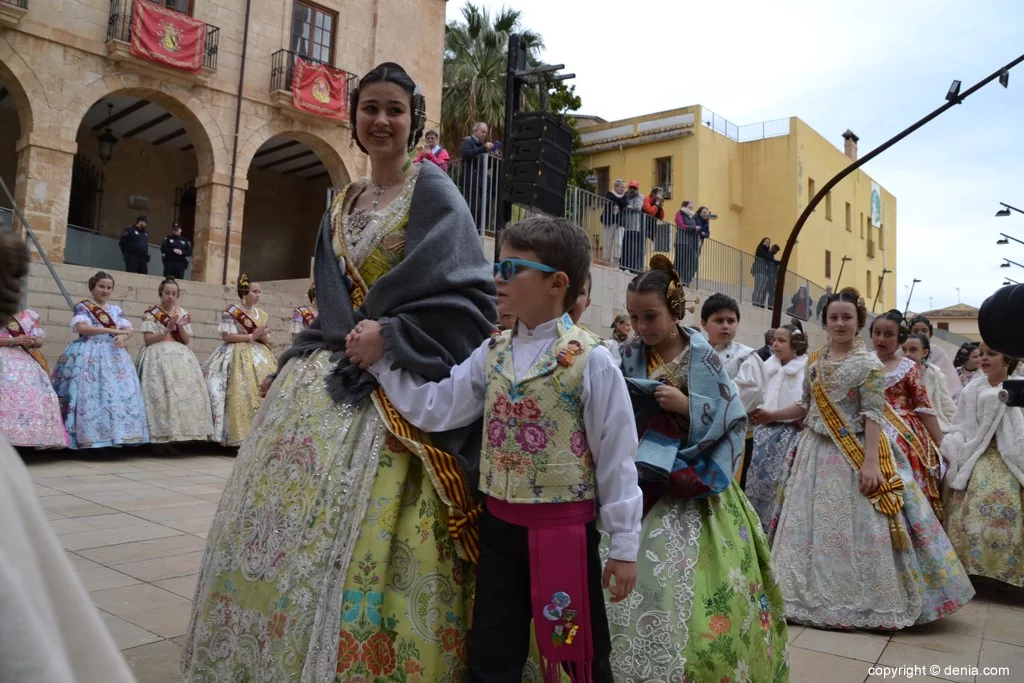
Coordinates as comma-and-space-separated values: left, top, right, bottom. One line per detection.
52, 271, 149, 449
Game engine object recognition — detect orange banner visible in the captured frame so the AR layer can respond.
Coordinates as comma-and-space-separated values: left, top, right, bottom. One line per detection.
129, 0, 206, 74
292, 59, 349, 120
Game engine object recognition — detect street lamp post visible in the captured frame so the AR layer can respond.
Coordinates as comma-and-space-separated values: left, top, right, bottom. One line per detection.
770, 51, 1024, 328
904, 278, 921, 317
997, 233, 1024, 247
872, 268, 892, 312
996, 202, 1024, 217
1001, 258, 1024, 271
1004, 277, 1020, 286
834, 255, 852, 289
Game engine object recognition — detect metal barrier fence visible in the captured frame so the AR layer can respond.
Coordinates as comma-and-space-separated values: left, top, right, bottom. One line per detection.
442, 154, 828, 317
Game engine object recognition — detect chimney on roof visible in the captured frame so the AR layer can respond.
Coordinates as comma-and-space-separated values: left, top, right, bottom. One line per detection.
842, 129, 859, 161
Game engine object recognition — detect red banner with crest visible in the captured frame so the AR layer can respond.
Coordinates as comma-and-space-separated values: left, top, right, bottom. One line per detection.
292, 59, 348, 120
129, 0, 206, 74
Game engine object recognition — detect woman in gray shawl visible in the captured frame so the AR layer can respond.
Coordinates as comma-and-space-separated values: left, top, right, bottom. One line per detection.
181, 63, 497, 683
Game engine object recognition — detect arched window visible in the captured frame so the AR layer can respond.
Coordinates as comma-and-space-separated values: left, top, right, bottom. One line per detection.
67, 154, 104, 232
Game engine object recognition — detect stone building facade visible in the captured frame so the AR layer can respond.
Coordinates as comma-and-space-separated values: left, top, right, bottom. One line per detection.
0, 0, 446, 283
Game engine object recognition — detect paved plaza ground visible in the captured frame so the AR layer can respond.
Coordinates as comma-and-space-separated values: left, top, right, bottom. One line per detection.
19, 448, 1024, 683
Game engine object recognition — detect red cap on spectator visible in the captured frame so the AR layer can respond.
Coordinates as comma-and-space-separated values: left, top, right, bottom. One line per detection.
628, 180, 639, 188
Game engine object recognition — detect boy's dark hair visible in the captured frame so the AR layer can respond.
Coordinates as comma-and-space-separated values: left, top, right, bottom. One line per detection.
500, 217, 591, 311
585, 270, 593, 291
701, 292, 741, 323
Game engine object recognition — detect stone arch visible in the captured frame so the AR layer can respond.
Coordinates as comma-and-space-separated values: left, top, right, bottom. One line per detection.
0, 46, 39, 136
66, 73, 226, 181
236, 120, 353, 189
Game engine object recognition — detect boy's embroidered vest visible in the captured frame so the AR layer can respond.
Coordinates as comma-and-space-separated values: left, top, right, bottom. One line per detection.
480, 314, 600, 504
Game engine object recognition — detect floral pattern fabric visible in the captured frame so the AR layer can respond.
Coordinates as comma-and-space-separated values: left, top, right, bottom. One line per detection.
51, 303, 148, 449
747, 423, 801, 534
135, 308, 214, 443
883, 358, 943, 517
0, 311, 68, 448
945, 442, 1024, 588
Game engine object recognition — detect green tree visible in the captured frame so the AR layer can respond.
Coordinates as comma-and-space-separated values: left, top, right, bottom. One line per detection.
442, 3, 543, 152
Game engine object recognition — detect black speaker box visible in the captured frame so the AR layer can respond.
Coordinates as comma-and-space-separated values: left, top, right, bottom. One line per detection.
506, 160, 568, 195
507, 139, 571, 172
504, 181, 565, 218
509, 111, 573, 152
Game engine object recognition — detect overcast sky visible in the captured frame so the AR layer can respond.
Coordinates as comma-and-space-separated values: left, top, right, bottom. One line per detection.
446, 0, 1024, 311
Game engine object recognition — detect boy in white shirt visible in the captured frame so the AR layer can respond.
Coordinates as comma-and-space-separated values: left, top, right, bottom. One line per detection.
345, 216, 642, 683
701, 293, 768, 487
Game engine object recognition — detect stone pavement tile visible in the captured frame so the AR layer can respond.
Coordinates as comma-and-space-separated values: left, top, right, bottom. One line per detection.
121, 602, 193, 639
65, 551, 102, 571
71, 512, 160, 530
153, 573, 199, 599
982, 605, 1024, 648
76, 566, 142, 592
22, 461, 98, 477
168, 484, 224, 495
193, 492, 224, 503
787, 645, 874, 683
878, 639, 983, 683
38, 494, 119, 518
60, 523, 183, 551
163, 517, 215, 535
33, 474, 146, 494
99, 612, 163, 651
91, 583, 189, 617
44, 509, 65, 521
112, 551, 206, 582
792, 627, 890, 663
122, 640, 183, 683
77, 534, 207, 566
34, 484, 62, 497
132, 502, 220, 523
977, 639, 1024, 682
893, 604, 990, 651
47, 517, 94, 535
787, 624, 805, 644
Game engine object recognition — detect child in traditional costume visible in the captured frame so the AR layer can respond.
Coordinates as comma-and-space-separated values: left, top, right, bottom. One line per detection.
871, 311, 946, 518
349, 217, 642, 683
51, 271, 148, 449
746, 323, 808, 535
606, 256, 788, 683
136, 277, 214, 445
756, 289, 973, 629
943, 342, 1024, 588
903, 332, 957, 430
203, 274, 277, 446
0, 309, 68, 448
290, 282, 317, 343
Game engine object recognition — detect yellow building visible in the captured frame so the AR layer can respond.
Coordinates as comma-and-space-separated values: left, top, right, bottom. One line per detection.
576, 106, 898, 310
917, 304, 980, 341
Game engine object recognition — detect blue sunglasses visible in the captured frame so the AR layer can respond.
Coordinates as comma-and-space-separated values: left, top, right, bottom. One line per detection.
493, 258, 558, 283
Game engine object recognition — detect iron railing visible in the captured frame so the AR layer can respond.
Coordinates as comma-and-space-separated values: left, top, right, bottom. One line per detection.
701, 107, 791, 143
106, 0, 220, 71
270, 48, 357, 95
1, 0, 29, 10
443, 153, 830, 319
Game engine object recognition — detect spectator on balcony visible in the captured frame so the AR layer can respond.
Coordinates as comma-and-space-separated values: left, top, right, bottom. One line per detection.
674, 200, 701, 286
621, 180, 645, 273
642, 186, 665, 220
119, 215, 150, 275
816, 285, 833, 320
414, 129, 450, 172
695, 206, 713, 240
460, 122, 494, 232
601, 178, 628, 268
752, 237, 772, 308
766, 244, 781, 309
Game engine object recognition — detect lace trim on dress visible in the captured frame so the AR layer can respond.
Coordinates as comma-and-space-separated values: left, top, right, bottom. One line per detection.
884, 357, 915, 389
339, 174, 418, 268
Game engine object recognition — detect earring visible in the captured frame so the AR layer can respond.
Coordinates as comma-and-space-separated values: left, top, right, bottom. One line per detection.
668, 326, 679, 339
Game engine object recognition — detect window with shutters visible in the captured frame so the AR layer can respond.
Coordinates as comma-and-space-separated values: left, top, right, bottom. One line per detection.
291, 1, 337, 64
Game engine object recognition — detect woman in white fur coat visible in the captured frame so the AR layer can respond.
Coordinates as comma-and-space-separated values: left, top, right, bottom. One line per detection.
942, 342, 1024, 588
904, 333, 957, 431
745, 323, 809, 536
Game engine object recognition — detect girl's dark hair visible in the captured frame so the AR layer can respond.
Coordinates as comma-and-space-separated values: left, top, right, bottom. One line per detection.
628, 255, 687, 319
908, 315, 933, 335
870, 308, 909, 344
954, 341, 979, 367
778, 323, 808, 355
158, 277, 179, 297
0, 234, 28, 324
307, 283, 316, 303
906, 332, 931, 361
348, 62, 426, 154
237, 274, 251, 300
88, 271, 115, 291
821, 286, 868, 329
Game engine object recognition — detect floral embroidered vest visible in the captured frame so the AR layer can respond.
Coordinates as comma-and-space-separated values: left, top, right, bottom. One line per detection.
480, 314, 599, 504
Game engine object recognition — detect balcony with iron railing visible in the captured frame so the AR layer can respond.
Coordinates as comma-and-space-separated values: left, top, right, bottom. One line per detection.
269, 48, 357, 116
0, 0, 28, 30
445, 153, 831, 321
105, 0, 219, 79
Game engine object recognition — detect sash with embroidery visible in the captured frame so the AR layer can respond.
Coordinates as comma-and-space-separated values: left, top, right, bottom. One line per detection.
226, 304, 268, 348
883, 402, 943, 518
146, 305, 183, 343
5, 316, 49, 374
80, 300, 117, 329
295, 305, 316, 328
809, 350, 910, 549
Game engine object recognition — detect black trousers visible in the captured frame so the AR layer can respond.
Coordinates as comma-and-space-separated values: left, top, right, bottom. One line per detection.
163, 261, 187, 279
124, 253, 148, 274
468, 510, 613, 683
739, 435, 754, 490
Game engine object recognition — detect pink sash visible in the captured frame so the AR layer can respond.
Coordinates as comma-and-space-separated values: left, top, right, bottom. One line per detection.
488, 497, 595, 683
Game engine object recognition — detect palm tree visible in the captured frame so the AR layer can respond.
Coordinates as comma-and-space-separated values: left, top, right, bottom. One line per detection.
442, 3, 544, 153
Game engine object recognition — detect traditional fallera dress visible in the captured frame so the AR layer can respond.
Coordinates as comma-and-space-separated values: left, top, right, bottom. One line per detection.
291, 305, 317, 338
943, 376, 1024, 588
135, 305, 214, 444
747, 353, 807, 534
771, 342, 974, 629
203, 303, 277, 446
882, 357, 944, 518
603, 327, 789, 683
921, 361, 957, 431
51, 301, 149, 449
182, 165, 499, 683
0, 311, 68, 448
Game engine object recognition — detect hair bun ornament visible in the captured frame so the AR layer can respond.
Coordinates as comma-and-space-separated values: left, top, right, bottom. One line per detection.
238, 274, 249, 286
648, 254, 677, 278
857, 297, 866, 309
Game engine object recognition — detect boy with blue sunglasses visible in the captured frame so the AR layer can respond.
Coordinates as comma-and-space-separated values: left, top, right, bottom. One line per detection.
346, 217, 641, 682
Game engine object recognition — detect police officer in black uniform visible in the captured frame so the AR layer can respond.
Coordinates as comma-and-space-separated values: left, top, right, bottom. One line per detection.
160, 223, 192, 279
119, 215, 150, 274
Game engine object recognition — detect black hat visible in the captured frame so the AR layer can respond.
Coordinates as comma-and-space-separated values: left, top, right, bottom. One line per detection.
172, 223, 183, 229
136, 215, 148, 223
979, 283, 1024, 358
